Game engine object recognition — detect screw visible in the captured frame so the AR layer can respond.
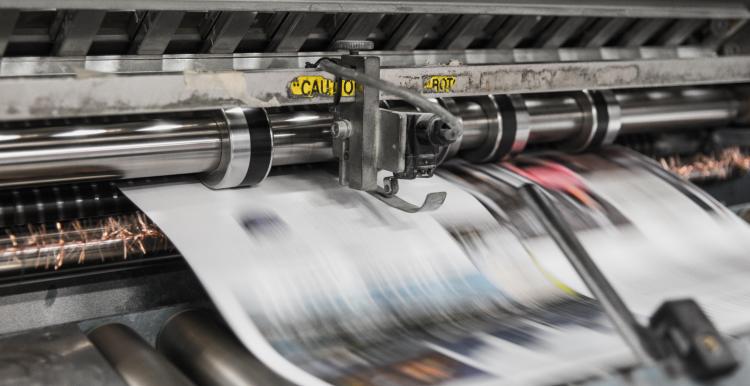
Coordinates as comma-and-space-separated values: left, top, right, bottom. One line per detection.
331, 119, 353, 139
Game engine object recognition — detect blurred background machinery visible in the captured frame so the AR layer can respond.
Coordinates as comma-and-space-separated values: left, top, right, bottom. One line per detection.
4, 1, 750, 385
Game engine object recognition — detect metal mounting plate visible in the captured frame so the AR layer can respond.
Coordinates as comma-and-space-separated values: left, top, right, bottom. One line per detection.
2, 56, 750, 121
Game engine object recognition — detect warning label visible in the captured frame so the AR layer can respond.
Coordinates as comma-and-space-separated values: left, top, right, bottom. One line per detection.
423, 75, 457, 93
288, 76, 356, 98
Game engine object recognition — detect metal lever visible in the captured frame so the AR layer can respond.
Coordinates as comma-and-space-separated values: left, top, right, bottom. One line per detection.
371, 176, 446, 213
368, 175, 446, 213
519, 183, 660, 365
519, 179, 738, 380
371, 191, 446, 213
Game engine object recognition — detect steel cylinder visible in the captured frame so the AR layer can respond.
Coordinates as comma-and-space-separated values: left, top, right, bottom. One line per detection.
616, 88, 739, 134
525, 93, 586, 143
157, 310, 291, 386
88, 323, 196, 386
0, 86, 741, 190
0, 116, 225, 188
451, 99, 491, 149
269, 110, 334, 166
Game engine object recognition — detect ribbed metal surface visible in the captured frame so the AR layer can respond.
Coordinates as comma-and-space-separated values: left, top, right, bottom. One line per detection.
0, 181, 133, 227
0, 10, 743, 58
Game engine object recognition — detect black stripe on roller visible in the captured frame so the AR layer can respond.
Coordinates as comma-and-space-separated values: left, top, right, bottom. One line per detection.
589, 91, 610, 148
240, 108, 274, 186
492, 95, 518, 162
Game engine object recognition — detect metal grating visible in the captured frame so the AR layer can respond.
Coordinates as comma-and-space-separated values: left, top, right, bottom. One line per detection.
0, 10, 745, 58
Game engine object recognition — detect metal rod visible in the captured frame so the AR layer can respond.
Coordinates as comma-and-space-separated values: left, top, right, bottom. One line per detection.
88, 323, 196, 386
0, 116, 226, 188
0, 87, 739, 189
617, 88, 738, 135
269, 110, 334, 166
157, 310, 292, 386
520, 183, 660, 365
526, 93, 585, 143
450, 99, 491, 149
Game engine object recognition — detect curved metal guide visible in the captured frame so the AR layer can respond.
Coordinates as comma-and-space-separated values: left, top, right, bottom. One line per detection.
371, 189, 446, 213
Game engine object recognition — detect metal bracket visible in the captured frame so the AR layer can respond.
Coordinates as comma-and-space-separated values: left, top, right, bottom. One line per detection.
327, 43, 450, 213
332, 54, 381, 191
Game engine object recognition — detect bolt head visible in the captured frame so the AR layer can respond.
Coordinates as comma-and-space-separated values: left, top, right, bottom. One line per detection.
331, 119, 353, 139
438, 124, 459, 142
425, 116, 459, 146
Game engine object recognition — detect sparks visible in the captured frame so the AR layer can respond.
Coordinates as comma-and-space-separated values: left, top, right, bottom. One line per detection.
0, 212, 173, 272
660, 147, 750, 181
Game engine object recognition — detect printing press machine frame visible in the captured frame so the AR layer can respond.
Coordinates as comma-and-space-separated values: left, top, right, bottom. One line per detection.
2, 0, 750, 385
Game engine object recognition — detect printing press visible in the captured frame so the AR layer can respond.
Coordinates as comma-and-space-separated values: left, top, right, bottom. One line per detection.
5, 1, 750, 385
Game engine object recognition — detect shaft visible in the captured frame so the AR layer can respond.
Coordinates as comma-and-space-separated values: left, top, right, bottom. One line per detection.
269, 110, 334, 166
0, 86, 739, 189
617, 88, 739, 135
0, 116, 226, 188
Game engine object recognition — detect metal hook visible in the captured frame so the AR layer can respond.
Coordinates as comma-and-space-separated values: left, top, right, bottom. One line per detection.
370, 176, 446, 213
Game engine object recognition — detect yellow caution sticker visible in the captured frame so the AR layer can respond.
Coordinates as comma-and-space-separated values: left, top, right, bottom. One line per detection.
288, 75, 356, 98
423, 75, 457, 93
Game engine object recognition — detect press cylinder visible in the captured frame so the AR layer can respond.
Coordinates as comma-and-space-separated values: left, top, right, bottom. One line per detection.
0, 115, 225, 188
157, 310, 292, 386
617, 88, 738, 135
526, 93, 585, 144
269, 110, 334, 166
0, 86, 740, 189
88, 323, 196, 386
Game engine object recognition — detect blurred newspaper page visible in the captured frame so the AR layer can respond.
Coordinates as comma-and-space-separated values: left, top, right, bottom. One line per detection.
121, 171, 631, 386
504, 149, 750, 335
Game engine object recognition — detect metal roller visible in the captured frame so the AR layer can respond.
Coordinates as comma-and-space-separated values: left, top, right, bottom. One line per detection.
0, 86, 740, 189
526, 92, 586, 144
591, 89, 623, 146
157, 310, 292, 386
0, 115, 226, 188
558, 90, 599, 152
269, 109, 335, 166
617, 88, 739, 135
459, 95, 504, 163
88, 323, 196, 386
